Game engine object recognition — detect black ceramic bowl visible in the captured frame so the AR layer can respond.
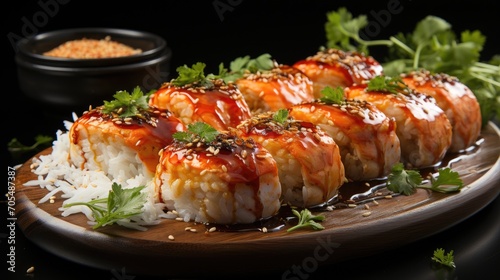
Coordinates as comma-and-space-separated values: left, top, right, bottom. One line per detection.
15, 28, 172, 109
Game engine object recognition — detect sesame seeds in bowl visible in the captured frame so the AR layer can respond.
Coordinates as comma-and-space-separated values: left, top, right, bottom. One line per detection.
15, 28, 172, 109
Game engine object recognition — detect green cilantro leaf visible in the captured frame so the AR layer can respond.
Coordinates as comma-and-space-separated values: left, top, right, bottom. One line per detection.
287, 208, 325, 232
323, 8, 500, 126
8, 135, 54, 164
171, 62, 214, 88
173, 122, 219, 143
8, 135, 53, 154
220, 53, 275, 83
325, 7, 392, 54
102, 86, 150, 118
386, 164, 465, 195
319, 86, 345, 104
366, 76, 410, 94
431, 248, 456, 268
64, 183, 147, 229
386, 163, 423, 195
273, 109, 289, 124
411, 16, 451, 45
420, 168, 464, 193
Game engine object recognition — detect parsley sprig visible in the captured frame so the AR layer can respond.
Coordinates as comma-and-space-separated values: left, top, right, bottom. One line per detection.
386, 163, 464, 195
171, 62, 217, 88
324, 8, 500, 126
432, 248, 456, 268
287, 208, 325, 232
272, 109, 289, 124
319, 86, 344, 104
64, 183, 147, 229
219, 53, 275, 83
366, 76, 411, 95
173, 122, 219, 143
8, 135, 53, 162
102, 86, 152, 118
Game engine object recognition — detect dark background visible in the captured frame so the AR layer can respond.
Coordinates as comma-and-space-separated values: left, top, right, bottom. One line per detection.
3, 0, 500, 279
4, 0, 500, 166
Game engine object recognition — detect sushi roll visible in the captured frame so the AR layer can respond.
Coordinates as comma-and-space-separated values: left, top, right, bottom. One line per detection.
149, 62, 252, 132
69, 87, 186, 180
223, 54, 314, 114
344, 76, 453, 168
293, 48, 383, 98
230, 109, 345, 207
401, 69, 482, 152
155, 122, 281, 224
288, 86, 401, 181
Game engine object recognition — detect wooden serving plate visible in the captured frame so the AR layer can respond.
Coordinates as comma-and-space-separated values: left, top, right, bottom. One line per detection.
14, 122, 500, 278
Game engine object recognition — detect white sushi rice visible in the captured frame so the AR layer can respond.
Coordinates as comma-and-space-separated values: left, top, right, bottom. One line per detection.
23, 114, 166, 231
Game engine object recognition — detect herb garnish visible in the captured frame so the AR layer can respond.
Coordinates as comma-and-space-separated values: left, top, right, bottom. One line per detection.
219, 53, 275, 83
102, 86, 152, 118
173, 122, 219, 143
324, 8, 500, 125
171, 62, 217, 88
319, 86, 345, 104
64, 183, 147, 229
272, 109, 289, 124
8, 135, 53, 162
386, 163, 464, 195
422, 168, 464, 193
287, 208, 325, 232
365, 76, 410, 95
432, 248, 456, 268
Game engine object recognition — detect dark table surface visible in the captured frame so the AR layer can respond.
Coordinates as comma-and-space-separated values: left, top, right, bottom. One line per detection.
3, 1, 500, 279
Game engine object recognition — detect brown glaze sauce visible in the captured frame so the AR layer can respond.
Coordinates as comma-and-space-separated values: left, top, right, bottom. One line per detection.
239, 65, 314, 108
294, 49, 383, 85
206, 137, 483, 233
71, 107, 185, 173
150, 82, 252, 131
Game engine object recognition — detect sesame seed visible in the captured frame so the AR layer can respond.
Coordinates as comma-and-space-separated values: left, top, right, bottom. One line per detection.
364, 204, 370, 210
372, 200, 379, 205
26, 266, 35, 274
221, 165, 228, 172
348, 204, 357, 208
43, 36, 142, 58
385, 195, 393, 199
209, 227, 217, 233
262, 227, 268, 233
168, 235, 175, 240
240, 149, 248, 158
362, 211, 372, 217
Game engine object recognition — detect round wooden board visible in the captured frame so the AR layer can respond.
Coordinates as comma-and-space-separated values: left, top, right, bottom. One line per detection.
14, 122, 500, 278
